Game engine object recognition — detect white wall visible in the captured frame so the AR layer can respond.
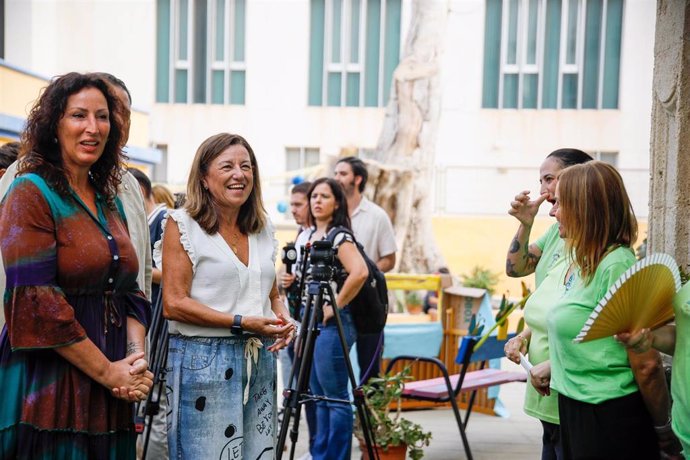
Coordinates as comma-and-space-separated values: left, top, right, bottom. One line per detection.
5, 0, 156, 112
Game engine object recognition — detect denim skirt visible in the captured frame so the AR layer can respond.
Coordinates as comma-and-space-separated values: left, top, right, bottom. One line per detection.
166, 334, 277, 459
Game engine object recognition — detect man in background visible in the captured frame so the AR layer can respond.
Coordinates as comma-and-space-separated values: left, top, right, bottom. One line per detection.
334, 157, 396, 383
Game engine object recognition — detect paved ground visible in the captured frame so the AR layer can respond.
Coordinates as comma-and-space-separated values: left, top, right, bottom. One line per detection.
277, 359, 542, 459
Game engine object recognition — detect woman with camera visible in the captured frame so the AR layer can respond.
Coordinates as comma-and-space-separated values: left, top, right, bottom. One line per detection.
156, 133, 294, 459
291, 177, 368, 460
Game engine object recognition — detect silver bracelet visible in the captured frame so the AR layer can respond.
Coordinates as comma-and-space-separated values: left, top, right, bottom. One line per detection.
654, 418, 672, 434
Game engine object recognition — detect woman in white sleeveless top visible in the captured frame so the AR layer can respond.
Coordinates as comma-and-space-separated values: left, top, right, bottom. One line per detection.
156, 133, 295, 459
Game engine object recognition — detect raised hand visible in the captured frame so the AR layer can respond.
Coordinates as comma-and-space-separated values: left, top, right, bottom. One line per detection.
508, 190, 548, 227
280, 272, 296, 289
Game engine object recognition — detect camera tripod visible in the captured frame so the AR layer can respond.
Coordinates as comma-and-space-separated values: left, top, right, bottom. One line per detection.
135, 287, 169, 459
276, 277, 378, 460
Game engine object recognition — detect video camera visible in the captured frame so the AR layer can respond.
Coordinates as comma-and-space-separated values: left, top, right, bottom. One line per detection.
308, 240, 336, 282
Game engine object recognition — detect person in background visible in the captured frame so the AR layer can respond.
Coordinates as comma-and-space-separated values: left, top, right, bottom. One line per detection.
279, 180, 315, 458
93, 72, 152, 302
152, 183, 176, 209
96, 73, 170, 459
128, 168, 167, 304
0, 141, 24, 329
504, 149, 679, 459
530, 161, 659, 459
423, 267, 450, 320
0, 72, 153, 459
334, 156, 396, 383
617, 314, 690, 456
156, 133, 294, 459
0, 142, 20, 178
279, 181, 312, 374
292, 177, 368, 460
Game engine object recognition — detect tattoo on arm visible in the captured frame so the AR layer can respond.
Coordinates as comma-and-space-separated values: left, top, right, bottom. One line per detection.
506, 260, 519, 277
126, 341, 142, 356
509, 238, 520, 254
523, 251, 539, 271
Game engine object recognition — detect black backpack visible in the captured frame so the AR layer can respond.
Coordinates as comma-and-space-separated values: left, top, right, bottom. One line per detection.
326, 227, 388, 334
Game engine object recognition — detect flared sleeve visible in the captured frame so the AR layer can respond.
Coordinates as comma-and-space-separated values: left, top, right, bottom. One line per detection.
0, 177, 87, 350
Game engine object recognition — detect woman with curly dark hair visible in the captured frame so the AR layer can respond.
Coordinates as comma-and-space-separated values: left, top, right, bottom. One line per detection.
0, 72, 153, 459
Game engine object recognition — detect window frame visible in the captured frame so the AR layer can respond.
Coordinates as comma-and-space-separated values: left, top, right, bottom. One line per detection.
488, 0, 622, 110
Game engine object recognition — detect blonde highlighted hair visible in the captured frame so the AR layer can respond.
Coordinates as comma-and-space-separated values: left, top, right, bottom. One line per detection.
558, 161, 637, 283
185, 133, 266, 235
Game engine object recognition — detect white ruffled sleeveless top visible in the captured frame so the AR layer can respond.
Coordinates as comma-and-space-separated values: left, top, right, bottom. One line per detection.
153, 208, 278, 337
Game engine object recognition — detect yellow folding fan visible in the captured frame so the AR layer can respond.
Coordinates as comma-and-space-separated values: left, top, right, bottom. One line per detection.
574, 253, 680, 343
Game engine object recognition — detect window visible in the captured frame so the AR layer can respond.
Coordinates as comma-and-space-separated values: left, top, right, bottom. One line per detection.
309, 0, 402, 107
590, 150, 618, 166
285, 147, 320, 192
482, 0, 623, 109
156, 0, 246, 104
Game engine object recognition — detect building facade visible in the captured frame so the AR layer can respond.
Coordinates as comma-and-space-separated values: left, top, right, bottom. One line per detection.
2, 0, 655, 293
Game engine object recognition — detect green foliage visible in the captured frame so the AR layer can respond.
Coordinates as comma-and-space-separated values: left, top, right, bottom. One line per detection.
473, 281, 532, 351
461, 266, 501, 295
357, 366, 433, 460
405, 290, 424, 306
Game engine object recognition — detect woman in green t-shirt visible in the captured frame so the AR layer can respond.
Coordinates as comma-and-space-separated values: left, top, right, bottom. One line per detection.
531, 161, 659, 459
504, 148, 592, 459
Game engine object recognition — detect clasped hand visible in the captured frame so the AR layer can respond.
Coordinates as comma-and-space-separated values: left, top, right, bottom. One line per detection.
108, 352, 154, 402
243, 313, 296, 352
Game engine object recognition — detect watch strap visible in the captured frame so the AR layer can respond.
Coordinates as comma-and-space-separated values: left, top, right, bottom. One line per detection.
231, 314, 243, 335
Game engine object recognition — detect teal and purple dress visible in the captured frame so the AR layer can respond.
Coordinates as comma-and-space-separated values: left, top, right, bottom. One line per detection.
0, 173, 151, 459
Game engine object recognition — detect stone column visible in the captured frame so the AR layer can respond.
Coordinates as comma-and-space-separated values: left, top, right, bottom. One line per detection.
648, 0, 690, 271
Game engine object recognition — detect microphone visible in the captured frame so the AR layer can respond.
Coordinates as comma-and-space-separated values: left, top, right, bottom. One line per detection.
281, 242, 297, 274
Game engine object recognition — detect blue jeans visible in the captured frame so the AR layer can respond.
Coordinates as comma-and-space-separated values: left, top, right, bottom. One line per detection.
166, 334, 276, 460
309, 308, 357, 460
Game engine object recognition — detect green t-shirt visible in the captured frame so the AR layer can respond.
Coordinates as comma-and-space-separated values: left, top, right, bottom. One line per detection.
672, 291, 690, 454
547, 247, 637, 404
534, 223, 564, 287
522, 252, 566, 424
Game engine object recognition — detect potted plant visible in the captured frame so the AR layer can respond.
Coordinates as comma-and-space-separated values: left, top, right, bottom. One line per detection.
356, 366, 432, 460
461, 266, 501, 295
404, 290, 424, 315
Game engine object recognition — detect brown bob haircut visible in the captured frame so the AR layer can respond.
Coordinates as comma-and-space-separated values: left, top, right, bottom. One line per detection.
185, 133, 266, 235
558, 161, 638, 283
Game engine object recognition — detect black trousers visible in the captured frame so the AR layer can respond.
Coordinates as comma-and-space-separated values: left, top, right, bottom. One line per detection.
558, 391, 659, 460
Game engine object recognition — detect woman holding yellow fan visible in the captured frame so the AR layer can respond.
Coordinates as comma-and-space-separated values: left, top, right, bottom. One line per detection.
528, 161, 660, 459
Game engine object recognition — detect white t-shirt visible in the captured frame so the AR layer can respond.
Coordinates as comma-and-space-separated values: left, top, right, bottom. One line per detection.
350, 197, 397, 262
154, 208, 278, 337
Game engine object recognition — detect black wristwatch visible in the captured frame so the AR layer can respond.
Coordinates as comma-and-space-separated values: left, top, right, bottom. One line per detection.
230, 314, 243, 335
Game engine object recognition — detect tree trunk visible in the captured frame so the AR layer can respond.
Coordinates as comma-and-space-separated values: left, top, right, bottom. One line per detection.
367, 0, 448, 274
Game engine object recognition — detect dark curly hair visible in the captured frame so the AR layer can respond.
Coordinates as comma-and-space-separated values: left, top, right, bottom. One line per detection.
19, 72, 125, 205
